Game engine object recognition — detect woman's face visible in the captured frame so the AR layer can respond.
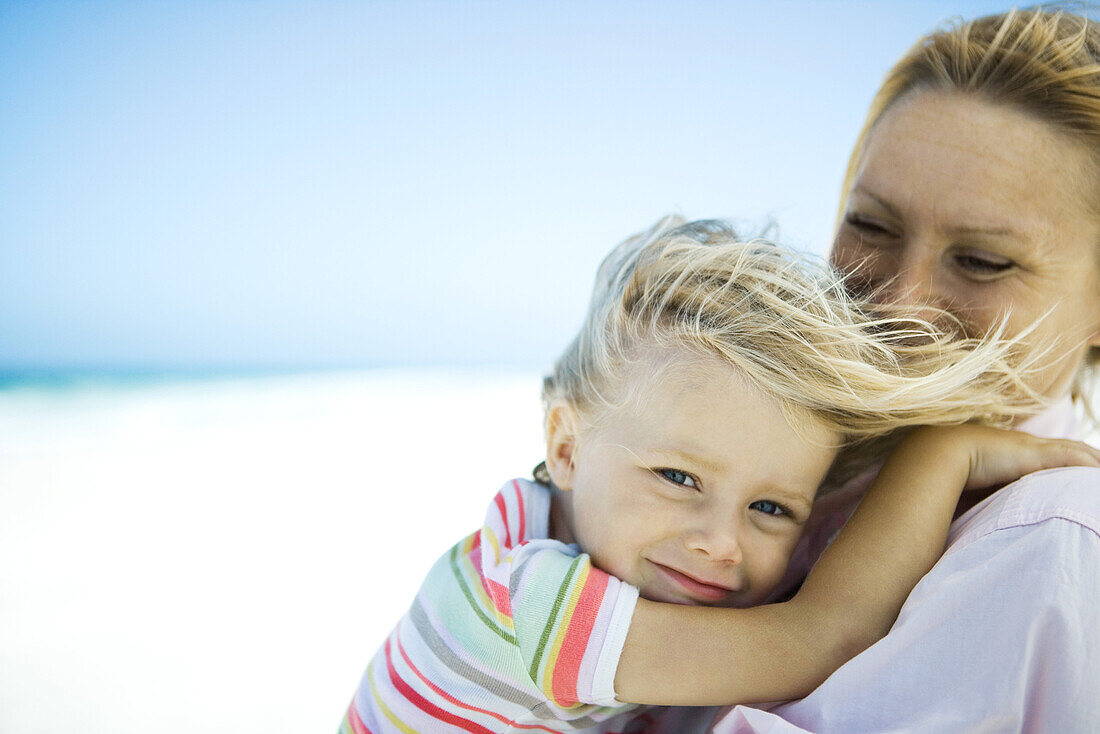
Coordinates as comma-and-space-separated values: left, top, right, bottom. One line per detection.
833, 91, 1100, 399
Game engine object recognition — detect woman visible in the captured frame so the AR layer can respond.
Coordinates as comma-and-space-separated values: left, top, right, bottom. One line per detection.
710, 8, 1100, 733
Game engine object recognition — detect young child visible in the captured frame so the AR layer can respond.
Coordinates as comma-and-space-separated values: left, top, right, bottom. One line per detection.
342, 218, 1100, 733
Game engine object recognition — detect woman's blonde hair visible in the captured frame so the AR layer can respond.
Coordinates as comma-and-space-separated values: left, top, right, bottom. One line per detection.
840, 5, 1100, 409
544, 217, 1044, 485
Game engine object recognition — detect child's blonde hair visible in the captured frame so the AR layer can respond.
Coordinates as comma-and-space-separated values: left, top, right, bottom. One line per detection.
543, 216, 1043, 482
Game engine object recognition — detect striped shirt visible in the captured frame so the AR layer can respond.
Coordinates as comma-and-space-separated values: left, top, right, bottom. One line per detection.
342, 478, 659, 733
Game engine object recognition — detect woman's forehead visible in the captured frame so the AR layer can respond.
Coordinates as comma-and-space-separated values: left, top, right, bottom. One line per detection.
853, 91, 1100, 240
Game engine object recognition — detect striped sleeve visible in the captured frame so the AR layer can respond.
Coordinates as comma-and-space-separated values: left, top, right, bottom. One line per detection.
507, 542, 638, 707
345, 479, 643, 732
478, 479, 640, 709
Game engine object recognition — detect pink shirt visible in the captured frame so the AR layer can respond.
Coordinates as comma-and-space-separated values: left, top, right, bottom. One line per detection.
711, 399, 1100, 733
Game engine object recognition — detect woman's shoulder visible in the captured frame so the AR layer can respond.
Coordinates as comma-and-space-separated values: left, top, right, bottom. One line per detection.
948, 466, 1100, 548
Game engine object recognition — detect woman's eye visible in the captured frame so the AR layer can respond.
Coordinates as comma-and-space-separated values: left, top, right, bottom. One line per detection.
844, 214, 893, 237
658, 469, 697, 489
749, 499, 786, 516
954, 253, 1013, 275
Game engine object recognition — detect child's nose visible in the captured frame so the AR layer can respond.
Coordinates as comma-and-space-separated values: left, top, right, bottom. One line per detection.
685, 520, 743, 565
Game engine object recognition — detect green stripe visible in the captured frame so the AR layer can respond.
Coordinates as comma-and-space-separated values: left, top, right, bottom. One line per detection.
450, 543, 517, 646
528, 555, 582, 683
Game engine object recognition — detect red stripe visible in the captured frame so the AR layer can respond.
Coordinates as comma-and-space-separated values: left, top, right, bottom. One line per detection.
384, 637, 497, 734
512, 479, 526, 541
395, 635, 563, 733
551, 566, 609, 706
494, 492, 513, 549
343, 701, 373, 734
484, 577, 512, 617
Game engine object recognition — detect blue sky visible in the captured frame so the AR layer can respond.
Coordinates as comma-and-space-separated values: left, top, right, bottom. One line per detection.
0, 0, 1010, 372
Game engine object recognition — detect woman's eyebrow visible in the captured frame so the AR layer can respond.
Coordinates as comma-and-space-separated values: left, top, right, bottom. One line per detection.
855, 185, 1022, 240
849, 186, 902, 218
944, 224, 1018, 239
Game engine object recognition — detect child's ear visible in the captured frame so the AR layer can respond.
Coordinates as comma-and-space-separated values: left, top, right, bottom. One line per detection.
545, 400, 580, 492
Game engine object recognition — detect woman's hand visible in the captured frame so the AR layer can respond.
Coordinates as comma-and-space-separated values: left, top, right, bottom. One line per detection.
793, 423, 1100, 674
900, 425, 1100, 492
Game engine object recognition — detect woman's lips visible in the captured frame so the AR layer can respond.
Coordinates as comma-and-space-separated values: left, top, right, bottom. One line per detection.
649, 561, 737, 603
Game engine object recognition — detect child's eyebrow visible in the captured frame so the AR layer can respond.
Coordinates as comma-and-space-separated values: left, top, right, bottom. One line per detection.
760, 489, 814, 513
643, 447, 729, 475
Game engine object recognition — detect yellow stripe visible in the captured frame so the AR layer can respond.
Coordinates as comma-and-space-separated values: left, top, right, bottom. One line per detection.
366, 656, 420, 734
483, 525, 501, 563
463, 530, 500, 617
541, 561, 590, 703
479, 526, 517, 631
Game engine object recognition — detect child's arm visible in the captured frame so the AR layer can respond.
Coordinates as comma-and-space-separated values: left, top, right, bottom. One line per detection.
614, 425, 1100, 705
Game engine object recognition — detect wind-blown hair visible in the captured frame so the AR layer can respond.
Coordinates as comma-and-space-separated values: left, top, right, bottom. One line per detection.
543, 217, 1044, 484
841, 5, 1100, 409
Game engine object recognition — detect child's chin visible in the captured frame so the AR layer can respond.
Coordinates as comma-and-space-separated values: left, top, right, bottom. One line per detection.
639, 587, 737, 608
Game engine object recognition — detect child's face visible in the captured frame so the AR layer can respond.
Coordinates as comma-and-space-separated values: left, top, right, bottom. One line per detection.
547, 356, 839, 608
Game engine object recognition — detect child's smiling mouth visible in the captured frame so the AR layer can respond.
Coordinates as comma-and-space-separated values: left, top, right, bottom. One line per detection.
648, 560, 740, 604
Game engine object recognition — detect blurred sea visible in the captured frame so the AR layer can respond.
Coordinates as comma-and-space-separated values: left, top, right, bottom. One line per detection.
0, 368, 545, 734
3, 368, 1097, 733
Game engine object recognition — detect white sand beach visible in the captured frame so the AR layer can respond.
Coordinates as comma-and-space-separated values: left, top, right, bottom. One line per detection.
0, 369, 544, 733
3, 370, 1097, 733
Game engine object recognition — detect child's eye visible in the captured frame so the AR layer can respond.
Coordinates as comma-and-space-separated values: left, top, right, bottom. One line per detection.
749, 499, 786, 516
658, 468, 698, 489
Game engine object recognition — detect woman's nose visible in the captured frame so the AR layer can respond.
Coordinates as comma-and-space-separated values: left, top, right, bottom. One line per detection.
878, 246, 949, 318
685, 520, 744, 565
